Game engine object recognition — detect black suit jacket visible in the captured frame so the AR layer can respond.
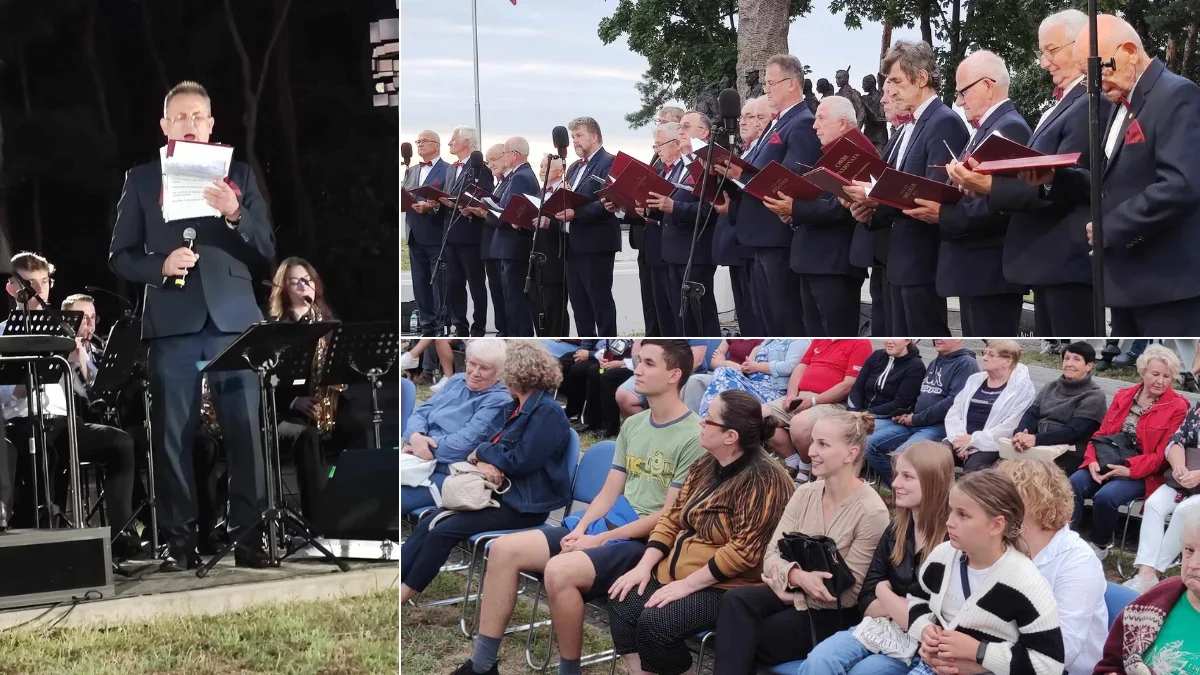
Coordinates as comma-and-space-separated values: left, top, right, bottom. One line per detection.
989, 82, 1109, 287
791, 195, 867, 278
935, 101, 1029, 297
442, 159, 496, 247
564, 148, 621, 255
402, 158, 451, 247
108, 160, 275, 340
487, 162, 539, 261
854, 126, 905, 268
1048, 59, 1200, 307
659, 161, 717, 266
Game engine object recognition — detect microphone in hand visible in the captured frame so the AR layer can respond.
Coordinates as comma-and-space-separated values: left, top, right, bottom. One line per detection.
164, 227, 199, 288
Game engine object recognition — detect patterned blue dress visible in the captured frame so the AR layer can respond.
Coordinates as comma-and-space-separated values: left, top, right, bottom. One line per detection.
697, 342, 790, 417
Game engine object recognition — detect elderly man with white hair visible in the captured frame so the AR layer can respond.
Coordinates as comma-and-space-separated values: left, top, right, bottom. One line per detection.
405, 129, 451, 335
760, 95, 867, 336
912, 49, 1031, 336
437, 126, 494, 337
401, 339, 511, 515
1022, 14, 1200, 335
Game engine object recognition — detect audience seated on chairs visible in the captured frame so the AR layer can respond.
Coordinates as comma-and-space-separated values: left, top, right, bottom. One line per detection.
798, 440, 954, 675
401, 340, 511, 516
763, 339, 873, 478
866, 340, 979, 485
908, 469, 1066, 675
1004, 341, 1107, 474
1125, 398, 1200, 593
454, 340, 705, 675
942, 339, 1036, 473
401, 341, 573, 605
697, 339, 809, 418
847, 339, 927, 423
1069, 345, 1189, 560
682, 339, 763, 412
605, 390, 793, 675
1094, 509, 1200, 674
999, 459, 1109, 674
563, 340, 633, 439
713, 411, 889, 672
614, 340, 715, 424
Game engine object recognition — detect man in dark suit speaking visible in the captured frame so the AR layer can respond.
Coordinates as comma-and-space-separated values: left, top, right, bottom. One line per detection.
1025, 14, 1200, 334
108, 81, 275, 572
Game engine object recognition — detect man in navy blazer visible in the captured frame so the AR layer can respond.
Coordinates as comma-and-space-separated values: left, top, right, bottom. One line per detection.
439, 126, 493, 337
553, 117, 620, 337
481, 137, 539, 336
480, 145, 509, 335
718, 54, 823, 335
1026, 15, 1200, 335
949, 10, 1107, 335
404, 130, 451, 335
531, 154, 569, 336
921, 51, 1030, 337
108, 81, 275, 570
847, 41, 968, 336
766, 96, 867, 337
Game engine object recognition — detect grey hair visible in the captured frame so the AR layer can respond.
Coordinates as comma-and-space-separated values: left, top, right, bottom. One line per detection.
452, 126, 481, 152
656, 122, 682, 138
962, 50, 1011, 90
881, 40, 938, 90
1137, 344, 1183, 379
1039, 9, 1088, 41
766, 54, 804, 81
1183, 506, 1200, 539
683, 110, 712, 131
466, 339, 507, 375
163, 80, 211, 118
568, 116, 604, 143
658, 105, 685, 122
818, 96, 857, 127
505, 136, 530, 158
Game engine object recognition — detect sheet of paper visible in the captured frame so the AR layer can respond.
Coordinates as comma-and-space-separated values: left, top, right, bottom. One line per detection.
165, 140, 234, 179
160, 142, 235, 222
163, 175, 222, 221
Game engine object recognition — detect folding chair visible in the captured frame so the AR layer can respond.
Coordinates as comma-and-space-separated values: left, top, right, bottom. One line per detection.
401, 377, 416, 430
1116, 498, 1145, 579
1104, 581, 1138, 628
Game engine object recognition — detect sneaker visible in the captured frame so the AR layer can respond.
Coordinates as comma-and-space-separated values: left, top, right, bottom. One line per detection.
451, 661, 497, 675
430, 376, 450, 393
1087, 541, 1112, 561
1122, 575, 1158, 595
400, 351, 420, 370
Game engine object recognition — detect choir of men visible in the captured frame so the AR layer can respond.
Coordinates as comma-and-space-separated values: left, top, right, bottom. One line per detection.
405, 10, 1196, 337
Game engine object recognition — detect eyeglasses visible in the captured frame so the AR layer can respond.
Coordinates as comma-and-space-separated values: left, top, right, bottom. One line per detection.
701, 419, 733, 431
286, 278, 314, 288
653, 138, 679, 150
166, 112, 212, 126
765, 77, 795, 90
1038, 40, 1075, 59
955, 77, 993, 100
738, 114, 770, 121
415, 139, 439, 145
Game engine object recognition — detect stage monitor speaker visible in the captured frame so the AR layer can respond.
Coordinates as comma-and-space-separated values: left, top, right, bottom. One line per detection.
0, 527, 113, 610
317, 448, 399, 541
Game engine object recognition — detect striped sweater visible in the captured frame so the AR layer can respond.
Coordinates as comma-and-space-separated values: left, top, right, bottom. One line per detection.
907, 542, 1065, 675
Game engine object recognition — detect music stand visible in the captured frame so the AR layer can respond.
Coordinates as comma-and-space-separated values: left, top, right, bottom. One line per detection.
316, 322, 399, 449
2, 310, 84, 530
194, 320, 350, 576
89, 316, 160, 554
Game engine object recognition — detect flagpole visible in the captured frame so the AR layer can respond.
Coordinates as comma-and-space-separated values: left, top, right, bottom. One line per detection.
472, 0, 483, 136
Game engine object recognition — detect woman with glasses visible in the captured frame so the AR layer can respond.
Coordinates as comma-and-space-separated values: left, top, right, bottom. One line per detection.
941, 340, 1036, 473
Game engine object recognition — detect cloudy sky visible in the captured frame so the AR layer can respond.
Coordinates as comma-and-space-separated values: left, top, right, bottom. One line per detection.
400, 0, 922, 163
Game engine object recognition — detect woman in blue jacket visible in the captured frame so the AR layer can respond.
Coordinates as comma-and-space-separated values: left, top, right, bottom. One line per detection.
401, 340, 574, 605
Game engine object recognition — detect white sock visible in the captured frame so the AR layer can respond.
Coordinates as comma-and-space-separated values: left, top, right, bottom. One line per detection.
784, 455, 802, 468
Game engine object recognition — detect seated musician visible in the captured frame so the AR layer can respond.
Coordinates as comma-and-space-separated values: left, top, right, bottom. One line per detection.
265, 257, 339, 524
0, 253, 144, 560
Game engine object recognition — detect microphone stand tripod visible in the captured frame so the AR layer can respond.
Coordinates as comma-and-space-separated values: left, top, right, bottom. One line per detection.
430, 162, 478, 338
525, 155, 557, 333
680, 131, 730, 335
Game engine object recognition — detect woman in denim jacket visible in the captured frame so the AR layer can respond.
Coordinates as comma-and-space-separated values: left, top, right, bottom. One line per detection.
401, 341, 574, 604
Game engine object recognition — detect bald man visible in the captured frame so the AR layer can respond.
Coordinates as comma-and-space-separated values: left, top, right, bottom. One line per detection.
404, 130, 450, 334
480, 144, 510, 335
484, 137, 539, 335
929, 50, 1030, 336
1028, 14, 1200, 334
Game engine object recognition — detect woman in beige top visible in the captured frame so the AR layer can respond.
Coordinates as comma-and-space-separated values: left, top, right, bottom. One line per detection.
712, 410, 890, 672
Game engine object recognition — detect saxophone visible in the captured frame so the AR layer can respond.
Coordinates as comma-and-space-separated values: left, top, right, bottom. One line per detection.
200, 375, 222, 438
301, 303, 342, 437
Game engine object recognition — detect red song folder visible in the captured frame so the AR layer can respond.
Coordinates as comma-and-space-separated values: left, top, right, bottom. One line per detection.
687, 161, 733, 208
540, 187, 592, 216
822, 127, 880, 156
402, 189, 416, 212
742, 161, 823, 202
692, 140, 759, 175
497, 194, 542, 230
608, 161, 677, 206
867, 168, 963, 210
608, 151, 654, 182
971, 152, 1083, 176
801, 167, 856, 200
815, 136, 889, 182
410, 185, 452, 202
966, 132, 1043, 164
596, 185, 641, 216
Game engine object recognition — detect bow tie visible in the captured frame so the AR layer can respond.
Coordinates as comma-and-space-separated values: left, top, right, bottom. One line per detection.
1118, 95, 1132, 109
969, 118, 980, 130
1052, 87, 1064, 101
453, 161, 464, 168
894, 114, 914, 125
770, 112, 780, 120
419, 161, 432, 167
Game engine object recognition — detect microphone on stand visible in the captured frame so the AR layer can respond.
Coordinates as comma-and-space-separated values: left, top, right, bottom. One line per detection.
552, 125, 570, 160
84, 286, 136, 317
401, 142, 413, 167
717, 88, 741, 148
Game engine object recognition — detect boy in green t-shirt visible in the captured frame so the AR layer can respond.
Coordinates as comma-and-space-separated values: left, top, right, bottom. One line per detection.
455, 341, 703, 675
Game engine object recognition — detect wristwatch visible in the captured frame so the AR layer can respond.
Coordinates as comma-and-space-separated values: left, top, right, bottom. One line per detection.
976, 640, 988, 664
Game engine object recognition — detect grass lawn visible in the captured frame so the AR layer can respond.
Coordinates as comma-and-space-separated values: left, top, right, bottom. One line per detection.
401, 240, 410, 272
0, 591, 399, 675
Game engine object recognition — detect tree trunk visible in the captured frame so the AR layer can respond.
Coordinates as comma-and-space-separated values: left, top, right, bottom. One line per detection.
139, 0, 171, 93
17, 48, 42, 253
880, 21, 893, 74
736, 0, 790, 100
920, 0, 933, 45
272, 0, 314, 251
1167, 35, 1179, 71
223, 0, 293, 215
1183, 23, 1198, 77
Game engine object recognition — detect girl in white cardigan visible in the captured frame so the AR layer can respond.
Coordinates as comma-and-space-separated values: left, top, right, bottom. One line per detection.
943, 340, 1037, 474
907, 469, 1065, 675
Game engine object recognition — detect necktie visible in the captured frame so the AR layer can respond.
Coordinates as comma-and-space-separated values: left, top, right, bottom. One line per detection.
1052, 87, 1064, 101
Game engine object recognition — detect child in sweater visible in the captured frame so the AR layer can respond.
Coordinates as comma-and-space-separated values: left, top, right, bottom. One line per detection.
907, 469, 1066, 675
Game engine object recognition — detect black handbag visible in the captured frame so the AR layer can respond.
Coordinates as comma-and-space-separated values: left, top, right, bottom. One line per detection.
776, 532, 856, 600
1091, 432, 1139, 469
1165, 446, 1200, 496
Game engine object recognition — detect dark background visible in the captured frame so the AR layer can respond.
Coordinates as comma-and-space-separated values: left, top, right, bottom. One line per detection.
0, 0, 399, 332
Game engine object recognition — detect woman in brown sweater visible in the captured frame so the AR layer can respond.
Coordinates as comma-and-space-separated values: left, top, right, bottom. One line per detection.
713, 410, 890, 672
605, 390, 794, 675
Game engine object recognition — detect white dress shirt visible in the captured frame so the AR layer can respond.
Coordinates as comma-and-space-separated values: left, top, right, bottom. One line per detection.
1032, 527, 1108, 674
896, 93, 938, 168
970, 98, 1011, 143
418, 158, 440, 184
0, 321, 69, 419
1035, 75, 1084, 132
570, 147, 603, 191
1105, 69, 1146, 159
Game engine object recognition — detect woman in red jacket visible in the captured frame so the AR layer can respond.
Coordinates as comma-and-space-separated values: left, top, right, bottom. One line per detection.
1068, 345, 1189, 560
